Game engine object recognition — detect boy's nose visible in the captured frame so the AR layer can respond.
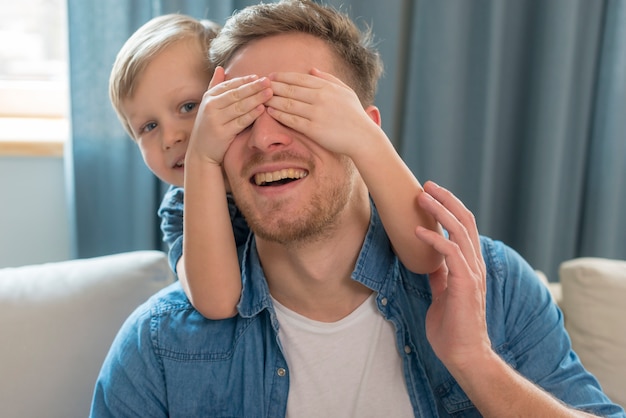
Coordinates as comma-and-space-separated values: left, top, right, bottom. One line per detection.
162, 125, 186, 150
247, 111, 292, 151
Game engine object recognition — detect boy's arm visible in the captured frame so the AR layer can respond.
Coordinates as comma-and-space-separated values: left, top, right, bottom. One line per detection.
267, 69, 443, 273
182, 156, 240, 318
180, 68, 271, 319
348, 126, 443, 274
159, 185, 245, 319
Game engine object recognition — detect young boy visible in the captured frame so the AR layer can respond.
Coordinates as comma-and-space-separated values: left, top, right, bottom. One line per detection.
109, 12, 444, 320
108, 13, 246, 313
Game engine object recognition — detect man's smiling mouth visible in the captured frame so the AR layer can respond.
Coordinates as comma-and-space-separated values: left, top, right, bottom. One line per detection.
253, 168, 308, 186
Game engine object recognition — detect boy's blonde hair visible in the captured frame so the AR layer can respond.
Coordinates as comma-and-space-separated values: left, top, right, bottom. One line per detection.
109, 14, 220, 139
210, 0, 382, 107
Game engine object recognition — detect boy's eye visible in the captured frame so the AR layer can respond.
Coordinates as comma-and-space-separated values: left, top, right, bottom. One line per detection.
181, 102, 198, 113
141, 122, 157, 134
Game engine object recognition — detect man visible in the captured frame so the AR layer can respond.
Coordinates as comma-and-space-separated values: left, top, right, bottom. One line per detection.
90, 1, 625, 417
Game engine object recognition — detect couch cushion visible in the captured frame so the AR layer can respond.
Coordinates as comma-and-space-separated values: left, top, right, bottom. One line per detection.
559, 257, 626, 408
0, 251, 175, 418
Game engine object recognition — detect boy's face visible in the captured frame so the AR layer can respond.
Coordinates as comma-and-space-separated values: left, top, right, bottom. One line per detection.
120, 38, 211, 187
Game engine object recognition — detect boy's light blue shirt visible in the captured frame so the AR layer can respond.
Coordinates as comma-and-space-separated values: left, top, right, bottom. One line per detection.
92, 199, 625, 417
158, 185, 249, 274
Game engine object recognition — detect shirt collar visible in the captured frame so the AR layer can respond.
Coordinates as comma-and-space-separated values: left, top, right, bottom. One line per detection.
237, 203, 396, 318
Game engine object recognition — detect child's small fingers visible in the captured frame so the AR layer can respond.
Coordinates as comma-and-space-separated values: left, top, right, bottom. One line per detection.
231, 104, 266, 130
210, 74, 263, 98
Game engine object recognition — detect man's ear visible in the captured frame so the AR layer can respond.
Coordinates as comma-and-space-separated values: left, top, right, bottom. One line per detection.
365, 105, 382, 127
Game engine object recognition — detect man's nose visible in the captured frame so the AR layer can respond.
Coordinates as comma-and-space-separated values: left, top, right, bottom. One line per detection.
247, 111, 293, 151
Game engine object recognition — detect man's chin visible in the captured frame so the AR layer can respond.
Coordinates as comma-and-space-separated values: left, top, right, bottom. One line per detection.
249, 210, 339, 247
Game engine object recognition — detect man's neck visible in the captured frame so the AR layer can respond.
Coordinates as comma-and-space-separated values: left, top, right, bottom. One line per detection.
257, 197, 372, 322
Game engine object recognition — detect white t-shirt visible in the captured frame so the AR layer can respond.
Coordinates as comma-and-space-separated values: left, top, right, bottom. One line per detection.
273, 294, 414, 418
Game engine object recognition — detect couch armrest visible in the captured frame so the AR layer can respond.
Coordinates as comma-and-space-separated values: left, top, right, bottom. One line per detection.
0, 251, 175, 418
559, 257, 626, 408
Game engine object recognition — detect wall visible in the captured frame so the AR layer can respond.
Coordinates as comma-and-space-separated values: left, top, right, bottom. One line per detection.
0, 155, 70, 268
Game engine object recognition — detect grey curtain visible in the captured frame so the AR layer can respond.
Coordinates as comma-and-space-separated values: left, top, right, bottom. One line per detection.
67, 0, 626, 281
396, 0, 626, 280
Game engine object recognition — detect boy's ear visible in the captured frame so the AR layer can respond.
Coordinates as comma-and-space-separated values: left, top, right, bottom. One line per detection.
364, 105, 382, 127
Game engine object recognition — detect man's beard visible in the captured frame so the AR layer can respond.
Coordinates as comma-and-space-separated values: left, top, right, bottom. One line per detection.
232, 155, 357, 246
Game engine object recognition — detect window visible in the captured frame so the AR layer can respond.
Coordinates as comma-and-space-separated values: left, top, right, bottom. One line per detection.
0, 0, 69, 157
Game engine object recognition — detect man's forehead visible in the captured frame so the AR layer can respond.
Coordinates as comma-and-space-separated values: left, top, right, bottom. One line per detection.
223, 33, 336, 80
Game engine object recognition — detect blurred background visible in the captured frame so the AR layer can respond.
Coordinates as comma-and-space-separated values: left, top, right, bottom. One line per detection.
0, 0, 624, 282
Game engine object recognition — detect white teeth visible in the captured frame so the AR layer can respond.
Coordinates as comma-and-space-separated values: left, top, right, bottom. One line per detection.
254, 168, 308, 185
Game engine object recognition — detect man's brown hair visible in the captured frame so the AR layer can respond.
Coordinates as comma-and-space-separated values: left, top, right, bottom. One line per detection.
210, 0, 383, 107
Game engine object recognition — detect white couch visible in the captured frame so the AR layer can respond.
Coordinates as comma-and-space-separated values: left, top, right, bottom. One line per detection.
0, 252, 623, 417
557, 258, 626, 408
0, 251, 175, 418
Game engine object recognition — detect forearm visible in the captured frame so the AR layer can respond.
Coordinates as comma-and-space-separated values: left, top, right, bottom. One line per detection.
450, 350, 599, 418
351, 132, 442, 273
183, 153, 241, 318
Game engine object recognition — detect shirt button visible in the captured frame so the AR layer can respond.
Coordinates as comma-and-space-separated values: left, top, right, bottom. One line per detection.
277, 368, 287, 377
380, 297, 388, 306
404, 345, 412, 354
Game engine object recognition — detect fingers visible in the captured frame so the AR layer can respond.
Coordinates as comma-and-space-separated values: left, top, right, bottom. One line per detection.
309, 67, 350, 87
266, 72, 319, 117
415, 224, 473, 286
415, 182, 486, 295
205, 74, 272, 129
423, 181, 480, 249
265, 70, 359, 137
269, 68, 348, 88
190, 72, 273, 164
419, 182, 483, 269
268, 70, 348, 107
264, 73, 321, 135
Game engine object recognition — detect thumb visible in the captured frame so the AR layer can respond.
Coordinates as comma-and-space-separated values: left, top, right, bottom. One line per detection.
428, 262, 448, 300
209, 66, 226, 88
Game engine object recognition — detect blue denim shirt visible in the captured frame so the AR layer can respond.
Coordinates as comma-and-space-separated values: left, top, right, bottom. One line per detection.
91, 204, 625, 417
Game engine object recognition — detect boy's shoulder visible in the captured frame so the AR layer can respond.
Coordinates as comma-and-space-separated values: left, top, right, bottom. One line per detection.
162, 185, 184, 204
158, 186, 184, 218
123, 281, 192, 327
148, 280, 192, 315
